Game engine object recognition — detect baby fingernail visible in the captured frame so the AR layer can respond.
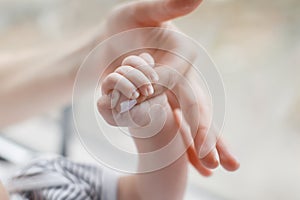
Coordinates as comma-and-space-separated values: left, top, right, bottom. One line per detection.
147, 85, 154, 95
111, 90, 120, 108
132, 90, 140, 99
120, 99, 137, 113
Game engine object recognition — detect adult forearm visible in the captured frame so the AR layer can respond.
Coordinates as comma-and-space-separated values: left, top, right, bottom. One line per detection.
0, 28, 103, 128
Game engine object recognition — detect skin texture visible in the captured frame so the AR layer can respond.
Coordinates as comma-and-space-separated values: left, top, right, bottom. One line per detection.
99, 53, 239, 174
99, 53, 239, 199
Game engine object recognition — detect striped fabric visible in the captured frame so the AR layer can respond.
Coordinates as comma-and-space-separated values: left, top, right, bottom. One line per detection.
7, 157, 119, 200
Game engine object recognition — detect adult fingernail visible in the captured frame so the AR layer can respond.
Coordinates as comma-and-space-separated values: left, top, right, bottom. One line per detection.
147, 85, 154, 95
211, 149, 219, 167
111, 90, 120, 108
212, 148, 219, 162
132, 90, 140, 99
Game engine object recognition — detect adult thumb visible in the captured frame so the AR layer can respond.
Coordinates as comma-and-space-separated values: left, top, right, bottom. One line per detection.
130, 0, 203, 25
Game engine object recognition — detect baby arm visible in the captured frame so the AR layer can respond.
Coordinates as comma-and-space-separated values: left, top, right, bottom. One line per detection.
98, 53, 188, 200
118, 97, 188, 200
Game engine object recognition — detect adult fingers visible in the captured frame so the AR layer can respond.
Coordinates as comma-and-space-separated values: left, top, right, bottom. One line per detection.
177, 91, 229, 170
216, 138, 240, 171
200, 148, 219, 169
173, 109, 212, 177
172, 71, 220, 169
153, 52, 193, 92
178, 86, 219, 169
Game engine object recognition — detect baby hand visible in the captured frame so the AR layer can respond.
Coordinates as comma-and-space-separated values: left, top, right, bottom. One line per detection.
98, 53, 167, 128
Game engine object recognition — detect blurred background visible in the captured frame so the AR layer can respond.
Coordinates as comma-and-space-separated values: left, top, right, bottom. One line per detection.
0, 0, 299, 199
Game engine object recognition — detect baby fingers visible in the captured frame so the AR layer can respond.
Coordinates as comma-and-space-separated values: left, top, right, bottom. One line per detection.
122, 54, 159, 82
101, 73, 140, 100
115, 65, 154, 96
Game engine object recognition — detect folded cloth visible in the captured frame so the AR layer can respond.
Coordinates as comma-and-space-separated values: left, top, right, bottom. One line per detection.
6, 157, 119, 200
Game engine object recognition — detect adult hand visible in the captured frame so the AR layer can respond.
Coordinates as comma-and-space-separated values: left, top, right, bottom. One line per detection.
97, 0, 239, 174
169, 72, 240, 172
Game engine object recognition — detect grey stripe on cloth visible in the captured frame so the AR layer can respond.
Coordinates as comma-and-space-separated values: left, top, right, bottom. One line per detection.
7, 157, 119, 200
